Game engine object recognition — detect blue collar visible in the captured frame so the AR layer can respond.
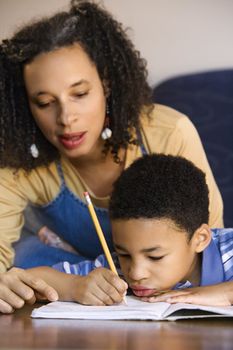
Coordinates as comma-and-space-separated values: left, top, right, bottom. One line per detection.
200, 237, 225, 286
174, 236, 225, 290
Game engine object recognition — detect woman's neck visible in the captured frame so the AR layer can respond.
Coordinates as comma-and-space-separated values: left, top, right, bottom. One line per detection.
66, 148, 126, 198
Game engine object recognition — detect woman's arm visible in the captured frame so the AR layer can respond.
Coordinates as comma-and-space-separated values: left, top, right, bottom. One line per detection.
173, 115, 224, 228
0, 169, 28, 272
0, 162, 62, 272
0, 264, 128, 313
0, 267, 58, 313
142, 105, 224, 227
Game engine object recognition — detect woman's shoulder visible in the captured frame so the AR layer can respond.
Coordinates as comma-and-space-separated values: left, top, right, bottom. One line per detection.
140, 104, 197, 153
0, 161, 60, 202
0, 161, 57, 182
141, 103, 192, 130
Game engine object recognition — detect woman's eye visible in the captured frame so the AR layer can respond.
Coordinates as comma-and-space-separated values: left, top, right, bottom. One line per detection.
149, 256, 164, 261
36, 101, 52, 109
74, 92, 88, 98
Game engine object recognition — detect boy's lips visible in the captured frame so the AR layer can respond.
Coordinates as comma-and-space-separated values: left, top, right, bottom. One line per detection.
130, 285, 157, 297
58, 132, 86, 150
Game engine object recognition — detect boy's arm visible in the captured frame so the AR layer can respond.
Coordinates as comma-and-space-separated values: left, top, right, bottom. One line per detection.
139, 282, 233, 306
28, 265, 127, 305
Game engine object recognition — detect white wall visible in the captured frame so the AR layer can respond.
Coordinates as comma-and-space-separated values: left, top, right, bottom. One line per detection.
0, 0, 233, 86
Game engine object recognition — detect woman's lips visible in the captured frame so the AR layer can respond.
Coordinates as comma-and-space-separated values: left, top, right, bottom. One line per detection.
58, 132, 86, 150
130, 286, 157, 297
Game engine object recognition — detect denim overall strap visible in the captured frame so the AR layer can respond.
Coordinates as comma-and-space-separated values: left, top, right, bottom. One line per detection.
14, 135, 148, 269
56, 161, 66, 188
14, 161, 112, 268
137, 129, 148, 155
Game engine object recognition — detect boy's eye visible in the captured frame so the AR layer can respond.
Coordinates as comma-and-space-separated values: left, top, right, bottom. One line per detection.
117, 253, 130, 259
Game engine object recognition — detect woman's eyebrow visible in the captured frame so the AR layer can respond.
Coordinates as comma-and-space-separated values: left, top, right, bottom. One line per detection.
70, 80, 89, 88
31, 80, 90, 98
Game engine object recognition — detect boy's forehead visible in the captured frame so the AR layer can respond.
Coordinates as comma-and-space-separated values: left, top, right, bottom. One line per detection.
111, 217, 184, 238
111, 218, 189, 251
112, 217, 176, 229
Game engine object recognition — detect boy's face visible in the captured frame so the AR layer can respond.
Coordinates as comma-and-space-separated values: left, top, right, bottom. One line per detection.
112, 218, 201, 297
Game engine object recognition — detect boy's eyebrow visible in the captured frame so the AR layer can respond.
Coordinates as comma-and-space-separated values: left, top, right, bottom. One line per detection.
114, 244, 163, 253
31, 80, 89, 98
141, 247, 163, 253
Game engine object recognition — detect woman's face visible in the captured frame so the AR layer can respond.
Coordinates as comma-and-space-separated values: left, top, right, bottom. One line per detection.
24, 44, 107, 161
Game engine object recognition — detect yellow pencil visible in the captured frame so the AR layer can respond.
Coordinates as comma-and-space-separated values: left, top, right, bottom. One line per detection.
84, 191, 127, 305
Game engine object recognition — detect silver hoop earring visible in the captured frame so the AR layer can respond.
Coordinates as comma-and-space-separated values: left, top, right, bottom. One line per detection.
30, 143, 39, 158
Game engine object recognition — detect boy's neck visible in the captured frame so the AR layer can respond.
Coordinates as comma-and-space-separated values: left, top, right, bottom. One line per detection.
183, 253, 202, 287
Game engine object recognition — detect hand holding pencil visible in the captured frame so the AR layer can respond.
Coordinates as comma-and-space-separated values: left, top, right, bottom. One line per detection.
84, 192, 128, 305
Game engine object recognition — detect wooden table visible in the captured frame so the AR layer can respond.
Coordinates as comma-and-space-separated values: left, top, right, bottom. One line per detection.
1, 303, 233, 349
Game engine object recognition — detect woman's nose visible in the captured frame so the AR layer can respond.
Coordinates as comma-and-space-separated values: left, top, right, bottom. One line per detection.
57, 104, 78, 126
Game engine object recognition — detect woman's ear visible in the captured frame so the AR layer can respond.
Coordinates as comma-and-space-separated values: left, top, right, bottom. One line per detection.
191, 224, 212, 253
103, 79, 111, 97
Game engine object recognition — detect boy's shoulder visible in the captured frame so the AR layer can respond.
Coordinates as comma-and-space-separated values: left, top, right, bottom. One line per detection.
211, 228, 233, 241
211, 228, 233, 256
211, 228, 233, 282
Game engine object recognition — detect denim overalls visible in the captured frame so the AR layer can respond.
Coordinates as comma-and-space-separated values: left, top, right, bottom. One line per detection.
14, 140, 147, 268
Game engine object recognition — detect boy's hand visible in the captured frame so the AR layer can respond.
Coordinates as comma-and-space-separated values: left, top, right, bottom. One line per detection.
0, 267, 58, 314
72, 267, 128, 306
140, 283, 233, 306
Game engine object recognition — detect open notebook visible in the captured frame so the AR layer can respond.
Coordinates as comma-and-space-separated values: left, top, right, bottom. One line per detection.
31, 296, 233, 321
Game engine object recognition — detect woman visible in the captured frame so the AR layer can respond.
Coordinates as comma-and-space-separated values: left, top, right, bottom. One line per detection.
0, 0, 223, 273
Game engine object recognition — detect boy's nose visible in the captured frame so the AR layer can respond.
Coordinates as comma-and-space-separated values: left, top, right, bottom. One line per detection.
128, 262, 148, 282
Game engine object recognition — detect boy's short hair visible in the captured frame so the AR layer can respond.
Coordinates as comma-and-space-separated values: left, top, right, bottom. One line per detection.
109, 154, 209, 236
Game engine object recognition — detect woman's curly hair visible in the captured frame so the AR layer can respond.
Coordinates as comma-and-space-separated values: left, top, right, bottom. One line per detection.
0, 0, 153, 170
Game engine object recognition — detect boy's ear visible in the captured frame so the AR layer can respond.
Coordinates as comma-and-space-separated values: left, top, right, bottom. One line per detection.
191, 224, 212, 253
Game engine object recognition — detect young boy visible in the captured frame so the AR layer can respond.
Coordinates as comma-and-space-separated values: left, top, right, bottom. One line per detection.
0, 154, 233, 313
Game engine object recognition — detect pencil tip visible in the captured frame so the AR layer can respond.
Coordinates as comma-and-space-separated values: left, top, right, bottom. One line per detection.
123, 296, 128, 306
